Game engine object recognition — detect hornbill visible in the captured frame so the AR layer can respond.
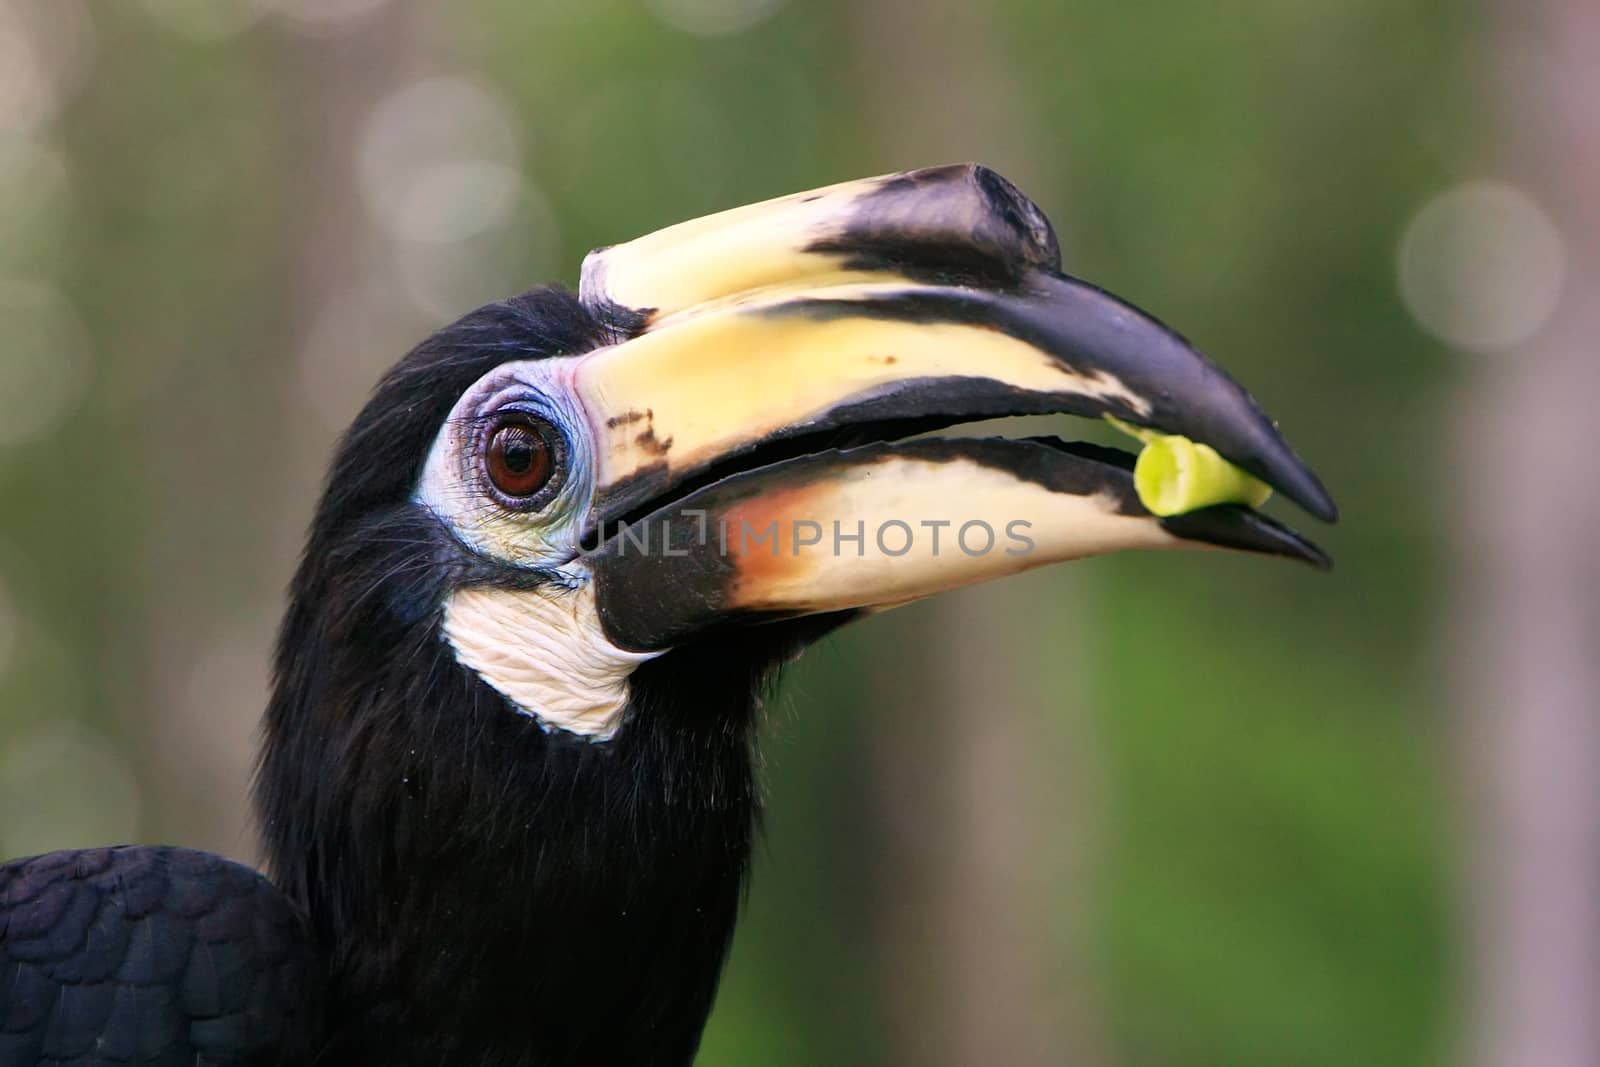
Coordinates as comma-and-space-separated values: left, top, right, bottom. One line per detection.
0, 165, 1335, 1066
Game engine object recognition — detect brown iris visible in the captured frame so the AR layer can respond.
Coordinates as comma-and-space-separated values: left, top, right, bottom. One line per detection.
485, 416, 555, 499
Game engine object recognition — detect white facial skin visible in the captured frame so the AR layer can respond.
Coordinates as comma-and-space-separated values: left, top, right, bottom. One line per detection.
415, 357, 656, 743
416, 357, 595, 569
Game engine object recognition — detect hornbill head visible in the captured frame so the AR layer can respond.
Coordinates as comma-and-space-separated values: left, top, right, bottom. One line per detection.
261, 164, 1334, 1062
404, 163, 1332, 741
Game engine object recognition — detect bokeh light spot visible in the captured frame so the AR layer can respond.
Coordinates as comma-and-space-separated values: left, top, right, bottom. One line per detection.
175, 617, 273, 782
395, 180, 559, 323
388, 159, 522, 244
0, 0, 95, 133
643, 0, 785, 37
0, 23, 51, 132
0, 720, 142, 857
0, 280, 93, 446
1397, 180, 1566, 353
0, 135, 74, 276
296, 284, 426, 434
359, 75, 522, 244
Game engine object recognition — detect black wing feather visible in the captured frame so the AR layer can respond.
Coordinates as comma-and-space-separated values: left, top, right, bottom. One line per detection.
0, 846, 322, 1066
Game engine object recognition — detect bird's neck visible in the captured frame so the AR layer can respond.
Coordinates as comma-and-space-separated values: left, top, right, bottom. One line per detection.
258, 591, 784, 1065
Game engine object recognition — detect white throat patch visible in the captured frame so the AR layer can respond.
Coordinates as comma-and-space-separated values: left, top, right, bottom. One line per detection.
441, 577, 659, 741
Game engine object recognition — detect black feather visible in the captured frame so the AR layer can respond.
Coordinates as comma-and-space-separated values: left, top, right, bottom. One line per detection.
256, 286, 837, 1064
0, 846, 321, 1066
3, 286, 826, 1066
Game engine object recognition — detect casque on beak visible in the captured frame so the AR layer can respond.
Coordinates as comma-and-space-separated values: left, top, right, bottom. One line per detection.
563, 164, 1336, 653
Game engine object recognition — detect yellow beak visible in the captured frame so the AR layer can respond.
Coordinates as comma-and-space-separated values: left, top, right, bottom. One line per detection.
568, 165, 1334, 652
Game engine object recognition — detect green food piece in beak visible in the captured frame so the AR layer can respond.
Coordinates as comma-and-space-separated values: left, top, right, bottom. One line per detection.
1106, 416, 1273, 517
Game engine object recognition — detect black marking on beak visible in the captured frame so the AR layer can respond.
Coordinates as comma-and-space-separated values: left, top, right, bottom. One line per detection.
667, 273, 1338, 523
1161, 507, 1332, 570
806, 163, 1061, 287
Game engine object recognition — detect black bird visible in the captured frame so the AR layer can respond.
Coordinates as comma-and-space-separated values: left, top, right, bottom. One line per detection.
0, 165, 1335, 1066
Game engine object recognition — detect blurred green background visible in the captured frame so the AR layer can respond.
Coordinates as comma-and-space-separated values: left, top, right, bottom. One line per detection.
3, 1, 1595, 1065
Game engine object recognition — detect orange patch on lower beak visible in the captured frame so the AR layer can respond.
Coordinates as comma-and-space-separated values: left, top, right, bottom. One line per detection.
719, 483, 835, 602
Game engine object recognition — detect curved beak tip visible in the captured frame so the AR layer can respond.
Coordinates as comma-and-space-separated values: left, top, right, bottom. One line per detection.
1281, 464, 1339, 525
1160, 504, 1333, 571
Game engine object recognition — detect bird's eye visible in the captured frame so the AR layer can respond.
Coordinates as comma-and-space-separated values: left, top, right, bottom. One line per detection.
484, 415, 558, 502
